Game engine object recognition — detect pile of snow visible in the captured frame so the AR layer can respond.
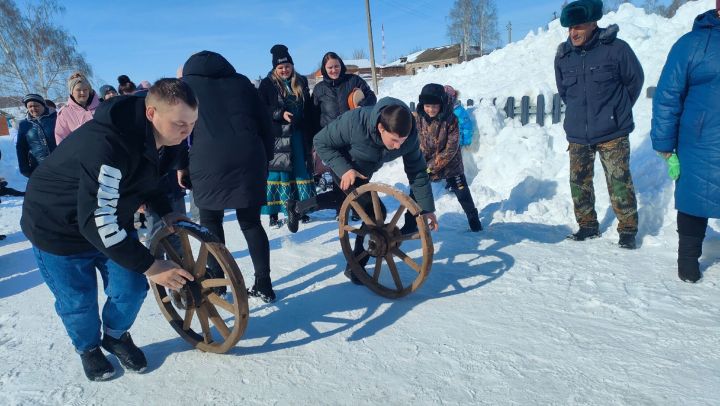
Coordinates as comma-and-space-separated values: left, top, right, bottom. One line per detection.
1, 1, 719, 404
377, 0, 719, 241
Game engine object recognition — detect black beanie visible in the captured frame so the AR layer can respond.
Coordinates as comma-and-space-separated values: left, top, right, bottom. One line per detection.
271, 44, 294, 68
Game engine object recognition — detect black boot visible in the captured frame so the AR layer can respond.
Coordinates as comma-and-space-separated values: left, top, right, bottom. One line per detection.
80, 347, 115, 381
466, 208, 482, 232
567, 226, 600, 241
618, 232, 637, 249
248, 275, 276, 303
101, 332, 147, 373
678, 234, 703, 283
286, 199, 301, 233
269, 214, 280, 228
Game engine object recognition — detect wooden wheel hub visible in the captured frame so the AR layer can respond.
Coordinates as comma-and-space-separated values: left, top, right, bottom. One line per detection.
366, 226, 401, 258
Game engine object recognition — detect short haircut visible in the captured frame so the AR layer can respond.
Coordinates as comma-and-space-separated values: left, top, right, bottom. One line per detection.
146, 78, 198, 109
379, 104, 412, 138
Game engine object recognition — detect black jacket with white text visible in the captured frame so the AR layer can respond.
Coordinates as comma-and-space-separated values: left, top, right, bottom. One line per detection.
21, 95, 173, 273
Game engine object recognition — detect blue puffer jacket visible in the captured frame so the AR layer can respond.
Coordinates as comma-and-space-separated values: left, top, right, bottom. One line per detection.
554, 24, 644, 145
16, 110, 57, 177
651, 9, 720, 219
453, 103, 473, 146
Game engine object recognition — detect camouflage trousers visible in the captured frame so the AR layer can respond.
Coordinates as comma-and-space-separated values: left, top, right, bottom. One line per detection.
568, 136, 638, 234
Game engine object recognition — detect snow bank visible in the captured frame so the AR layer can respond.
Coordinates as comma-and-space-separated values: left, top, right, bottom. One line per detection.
377, 0, 720, 241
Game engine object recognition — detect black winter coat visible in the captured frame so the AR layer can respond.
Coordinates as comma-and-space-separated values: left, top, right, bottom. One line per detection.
182, 51, 274, 210
554, 24, 644, 145
21, 95, 172, 273
313, 71, 376, 128
258, 73, 315, 172
314, 97, 435, 213
16, 110, 57, 177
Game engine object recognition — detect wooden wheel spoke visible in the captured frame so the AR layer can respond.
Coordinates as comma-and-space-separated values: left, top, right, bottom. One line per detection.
193, 244, 209, 278
207, 292, 235, 313
201, 278, 232, 289
160, 240, 183, 265
203, 303, 230, 339
391, 247, 421, 273
182, 307, 195, 331
349, 201, 375, 226
373, 256, 384, 282
385, 254, 403, 291
397, 232, 421, 242
196, 304, 213, 344
161, 295, 172, 303
355, 250, 369, 263
370, 191, 383, 224
387, 205, 407, 230
341, 224, 369, 237
178, 230, 196, 270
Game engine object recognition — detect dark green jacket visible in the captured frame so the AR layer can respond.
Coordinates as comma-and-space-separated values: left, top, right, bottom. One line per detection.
314, 97, 435, 213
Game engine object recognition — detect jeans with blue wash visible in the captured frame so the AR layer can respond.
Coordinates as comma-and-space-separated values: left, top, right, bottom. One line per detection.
33, 245, 149, 352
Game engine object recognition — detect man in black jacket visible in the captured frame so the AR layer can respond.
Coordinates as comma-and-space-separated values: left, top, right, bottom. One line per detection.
21, 79, 198, 381
555, 0, 644, 249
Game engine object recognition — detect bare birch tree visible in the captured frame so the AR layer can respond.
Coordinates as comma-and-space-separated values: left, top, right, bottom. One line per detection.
0, 0, 91, 101
447, 0, 500, 59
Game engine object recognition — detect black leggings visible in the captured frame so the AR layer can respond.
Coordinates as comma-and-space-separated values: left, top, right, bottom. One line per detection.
199, 206, 271, 278
677, 211, 708, 238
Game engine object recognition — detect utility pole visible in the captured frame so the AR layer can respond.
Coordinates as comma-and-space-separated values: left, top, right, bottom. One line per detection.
382, 23, 386, 66
506, 21, 512, 44
365, 0, 379, 95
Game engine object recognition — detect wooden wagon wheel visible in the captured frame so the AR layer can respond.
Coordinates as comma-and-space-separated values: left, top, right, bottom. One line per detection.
148, 221, 249, 353
338, 183, 434, 299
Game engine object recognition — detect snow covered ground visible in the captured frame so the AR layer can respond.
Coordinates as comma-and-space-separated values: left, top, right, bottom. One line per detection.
1, 1, 719, 404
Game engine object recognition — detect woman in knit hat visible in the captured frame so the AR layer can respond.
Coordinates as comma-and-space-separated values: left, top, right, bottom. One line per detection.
258, 44, 317, 228
55, 71, 100, 144
16, 93, 57, 177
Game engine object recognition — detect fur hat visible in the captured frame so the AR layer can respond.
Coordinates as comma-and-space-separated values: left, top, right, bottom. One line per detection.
22, 93, 46, 107
271, 44, 294, 68
67, 71, 90, 94
560, 0, 603, 28
418, 83, 446, 107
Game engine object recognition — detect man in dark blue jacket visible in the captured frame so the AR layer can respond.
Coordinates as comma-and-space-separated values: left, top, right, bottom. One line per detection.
554, 0, 644, 249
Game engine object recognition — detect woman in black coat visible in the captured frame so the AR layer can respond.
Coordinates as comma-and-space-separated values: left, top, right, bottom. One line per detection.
181, 50, 277, 302
258, 44, 317, 228
310, 52, 377, 217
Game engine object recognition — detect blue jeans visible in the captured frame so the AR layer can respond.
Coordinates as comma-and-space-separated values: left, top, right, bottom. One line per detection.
33, 246, 149, 352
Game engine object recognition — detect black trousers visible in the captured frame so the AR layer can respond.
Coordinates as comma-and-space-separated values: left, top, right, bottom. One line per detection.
409, 174, 476, 216
199, 206, 271, 278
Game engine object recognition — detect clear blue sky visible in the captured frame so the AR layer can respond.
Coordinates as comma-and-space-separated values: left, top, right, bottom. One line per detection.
49, 1, 577, 86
